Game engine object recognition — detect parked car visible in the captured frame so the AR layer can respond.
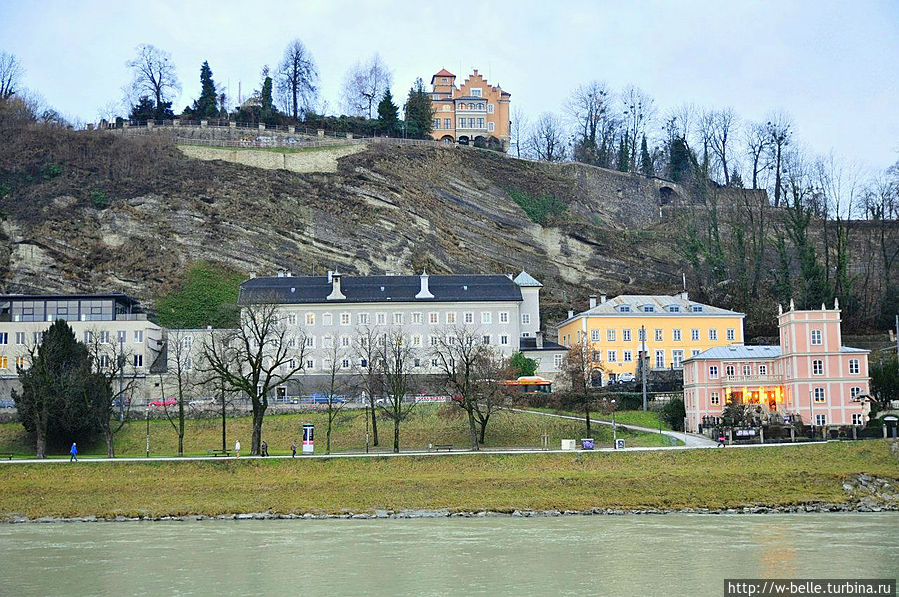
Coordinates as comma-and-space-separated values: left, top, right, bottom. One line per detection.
0, 399, 15, 408
149, 397, 177, 407
311, 393, 344, 404
188, 397, 215, 407
616, 373, 636, 384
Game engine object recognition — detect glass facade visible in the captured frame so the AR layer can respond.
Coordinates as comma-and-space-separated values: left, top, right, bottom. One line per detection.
1, 296, 135, 323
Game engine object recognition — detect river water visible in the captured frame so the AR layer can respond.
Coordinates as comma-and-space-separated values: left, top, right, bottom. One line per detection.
1, 514, 896, 596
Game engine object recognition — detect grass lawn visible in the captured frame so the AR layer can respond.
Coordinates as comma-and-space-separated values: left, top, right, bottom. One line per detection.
0, 442, 895, 519
0, 405, 674, 459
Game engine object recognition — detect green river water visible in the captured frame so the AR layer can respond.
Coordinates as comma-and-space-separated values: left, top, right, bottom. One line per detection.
0, 513, 896, 596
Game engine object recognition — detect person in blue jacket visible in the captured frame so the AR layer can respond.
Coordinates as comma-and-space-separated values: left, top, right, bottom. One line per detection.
69, 442, 78, 462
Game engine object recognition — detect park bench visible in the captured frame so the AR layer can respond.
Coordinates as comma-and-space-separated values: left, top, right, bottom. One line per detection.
2, 453, 13, 460
433, 444, 454, 452
206, 449, 232, 457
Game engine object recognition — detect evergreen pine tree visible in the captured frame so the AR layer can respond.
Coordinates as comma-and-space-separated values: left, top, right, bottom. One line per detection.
639, 135, 654, 176
404, 78, 433, 138
193, 61, 218, 119
617, 136, 629, 172
377, 88, 398, 135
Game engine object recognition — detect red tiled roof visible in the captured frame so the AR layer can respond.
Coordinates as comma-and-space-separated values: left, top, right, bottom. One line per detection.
434, 68, 455, 77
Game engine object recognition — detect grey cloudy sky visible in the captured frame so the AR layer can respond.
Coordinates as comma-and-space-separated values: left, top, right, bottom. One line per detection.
2, 0, 897, 171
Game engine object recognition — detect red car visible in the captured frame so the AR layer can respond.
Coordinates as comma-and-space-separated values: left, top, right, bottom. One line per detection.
149, 398, 177, 408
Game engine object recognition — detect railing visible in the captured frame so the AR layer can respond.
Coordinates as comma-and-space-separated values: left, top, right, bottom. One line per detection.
722, 374, 782, 385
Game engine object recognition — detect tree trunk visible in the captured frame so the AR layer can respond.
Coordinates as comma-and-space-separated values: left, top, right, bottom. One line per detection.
251, 407, 265, 455
221, 390, 227, 452
178, 401, 185, 457
393, 420, 400, 454
467, 408, 479, 451
585, 400, 592, 435
105, 427, 115, 458
369, 397, 379, 446
478, 416, 488, 444
35, 426, 46, 459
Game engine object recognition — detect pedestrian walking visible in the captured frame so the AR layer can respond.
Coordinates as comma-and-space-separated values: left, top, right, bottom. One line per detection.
291, 440, 297, 458
261, 440, 268, 457
717, 433, 726, 448
69, 442, 78, 462
235, 440, 241, 458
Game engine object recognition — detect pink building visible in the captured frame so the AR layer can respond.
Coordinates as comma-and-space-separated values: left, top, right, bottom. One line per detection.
683, 300, 870, 432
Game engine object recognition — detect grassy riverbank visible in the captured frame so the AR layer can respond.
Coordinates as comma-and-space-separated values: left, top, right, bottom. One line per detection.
0, 442, 896, 519
0, 406, 674, 458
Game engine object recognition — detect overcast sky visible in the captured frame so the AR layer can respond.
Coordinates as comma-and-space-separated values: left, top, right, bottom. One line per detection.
2, 0, 897, 171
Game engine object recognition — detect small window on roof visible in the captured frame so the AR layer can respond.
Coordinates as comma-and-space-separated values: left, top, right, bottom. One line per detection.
618, 305, 631, 313
643, 305, 655, 312
691, 305, 703, 312
667, 305, 680, 312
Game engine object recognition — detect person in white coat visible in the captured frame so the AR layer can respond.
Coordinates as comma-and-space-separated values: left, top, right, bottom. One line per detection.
235, 440, 241, 458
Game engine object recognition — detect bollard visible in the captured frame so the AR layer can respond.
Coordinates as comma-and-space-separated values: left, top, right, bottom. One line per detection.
790, 427, 795, 442
759, 427, 764, 444
884, 425, 888, 439
259, 123, 266, 131
173, 119, 180, 127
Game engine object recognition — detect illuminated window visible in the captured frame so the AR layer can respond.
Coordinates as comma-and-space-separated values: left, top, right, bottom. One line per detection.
813, 388, 825, 403
305, 313, 315, 326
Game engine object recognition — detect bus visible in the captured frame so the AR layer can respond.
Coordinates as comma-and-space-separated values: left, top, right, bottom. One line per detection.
502, 376, 553, 394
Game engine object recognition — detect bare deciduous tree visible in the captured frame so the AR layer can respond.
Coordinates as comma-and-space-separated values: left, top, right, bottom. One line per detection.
766, 111, 793, 207
158, 330, 197, 457
319, 337, 351, 454
0, 51, 24, 101
710, 108, 739, 185
277, 38, 318, 121
744, 120, 773, 190
566, 81, 615, 166
125, 44, 181, 112
201, 302, 307, 455
354, 325, 382, 447
510, 106, 528, 159
527, 112, 567, 162
341, 53, 391, 119
620, 85, 656, 171
559, 341, 602, 435
375, 329, 419, 453
85, 330, 137, 458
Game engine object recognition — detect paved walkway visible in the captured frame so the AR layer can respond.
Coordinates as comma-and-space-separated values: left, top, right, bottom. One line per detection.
508, 408, 718, 447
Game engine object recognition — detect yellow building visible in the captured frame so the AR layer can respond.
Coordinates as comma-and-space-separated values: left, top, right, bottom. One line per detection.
428, 69, 511, 151
556, 293, 745, 385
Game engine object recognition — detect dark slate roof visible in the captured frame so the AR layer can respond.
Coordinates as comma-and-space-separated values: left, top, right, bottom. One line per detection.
239, 274, 523, 305
519, 337, 567, 352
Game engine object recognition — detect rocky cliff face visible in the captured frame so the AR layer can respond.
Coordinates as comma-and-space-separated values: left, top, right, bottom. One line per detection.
0, 127, 694, 319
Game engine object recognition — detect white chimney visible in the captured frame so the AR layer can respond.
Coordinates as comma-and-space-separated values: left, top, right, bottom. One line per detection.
679, 291, 689, 301
415, 270, 434, 299
327, 271, 346, 300
327, 270, 333, 282
536, 330, 544, 349
600, 294, 607, 304
589, 295, 597, 309
568, 310, 574, 319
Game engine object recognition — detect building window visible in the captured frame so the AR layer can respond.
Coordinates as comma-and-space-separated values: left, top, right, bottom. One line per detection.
323, 336, 333, 348
691, 305, 703, 312
341, 313, 351, 325
638, 328, 646, 341
445, 312, 456, 324
306, 313, 315, 326
500, 335, 509, 346
464, 312, 474, 324
306, 359, 315, 369
322, 313, 333, 326
287, 313, 296, 325
377, 313, 386, 325
0, 332, 6, 345
849, 359, 860, 374
522, 314, 530, 325
554, 353, 563, 368
358, 313, 369, 325
16, 356, 26, 369
692, 349, 701, 356
182, 336, 192, 350
709, 366, 719, 378
488, 122, 495, 132
488, 104, 494, 114
813, 388, 825, 403
727, 328, 737, 341
471, 88, 482, 97
812, 360, 823, 375
710, 392, 720, 405
482, 335, 491, 345
133, 354, 143, 368
709, 329, 718, 341
850, 387, 861, 400
477, 118, 484, 128
672, 329, 681, 342
623, 350, 632, 362
654, 329, 663, 342
393, 313, 403, 325
619, 305, 631, 313
481, 312, 492, 325
117, 330, 126, 343
429, 312, 439, 325
811, 330, 822, 345
689, 329, 699, 341
851, 413, 863, 425
607, 350, 617, 362
98, 331, 109, 344
591, 329, 600, 342
13, 331, 26, 345
759, 364, 767, 375
0, 356, 6, 369
434, 118, 441, 129
444, 118, 451, 129
655, 350, 665, 368
672, 350, 684, 368
429, 335, 439, 346
643, 305, 655, 312
622, 329, 631, 342
499, 312, 509, 324
741, 364, 751, 376
725, 364, 735, 376
305, 336, 315, 348
81, 331, 91, 344
411, 312, 422, 324
342, 359, 350, 369
412, 335, 422, 347
815, 414, 826, 426
341, 336, 351, 347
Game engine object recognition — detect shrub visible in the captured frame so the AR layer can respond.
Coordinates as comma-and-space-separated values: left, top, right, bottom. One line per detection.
661, 398, 686, 431
155, 261, 244, 328
90, 189, 110, 209
507, 188, 567, 225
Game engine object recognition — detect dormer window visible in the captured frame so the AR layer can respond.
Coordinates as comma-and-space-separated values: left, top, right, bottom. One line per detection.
442, 78, 447, 82
667, 305, 680, 312
691, 305, 703, 312
618, 305, 632, 313
642, 305, 655, 313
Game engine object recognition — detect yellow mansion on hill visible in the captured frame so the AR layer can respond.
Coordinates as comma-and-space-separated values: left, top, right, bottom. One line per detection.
427, 68, 511, 150
556, 293, 745, 385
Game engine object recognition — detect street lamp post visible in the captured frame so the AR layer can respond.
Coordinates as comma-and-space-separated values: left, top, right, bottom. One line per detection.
611, 399, 617, 447
145, 405, 150, 458
640, 325, 648, 412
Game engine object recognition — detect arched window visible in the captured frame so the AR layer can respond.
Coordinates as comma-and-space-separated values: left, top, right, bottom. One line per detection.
478, 103, 484, 110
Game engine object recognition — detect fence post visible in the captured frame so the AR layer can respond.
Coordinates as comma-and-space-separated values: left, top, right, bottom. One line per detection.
288, 126, 295, 133
200, 120, 208, 128
317, 129, 325, 137
259, 123, 266, 131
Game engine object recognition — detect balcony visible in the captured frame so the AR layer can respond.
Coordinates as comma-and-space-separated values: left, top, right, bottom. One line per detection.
723, 374, 782, 385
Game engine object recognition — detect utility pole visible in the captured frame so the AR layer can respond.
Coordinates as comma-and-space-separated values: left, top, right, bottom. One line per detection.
895, 315, 898, 360
641, 325, 648, 411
